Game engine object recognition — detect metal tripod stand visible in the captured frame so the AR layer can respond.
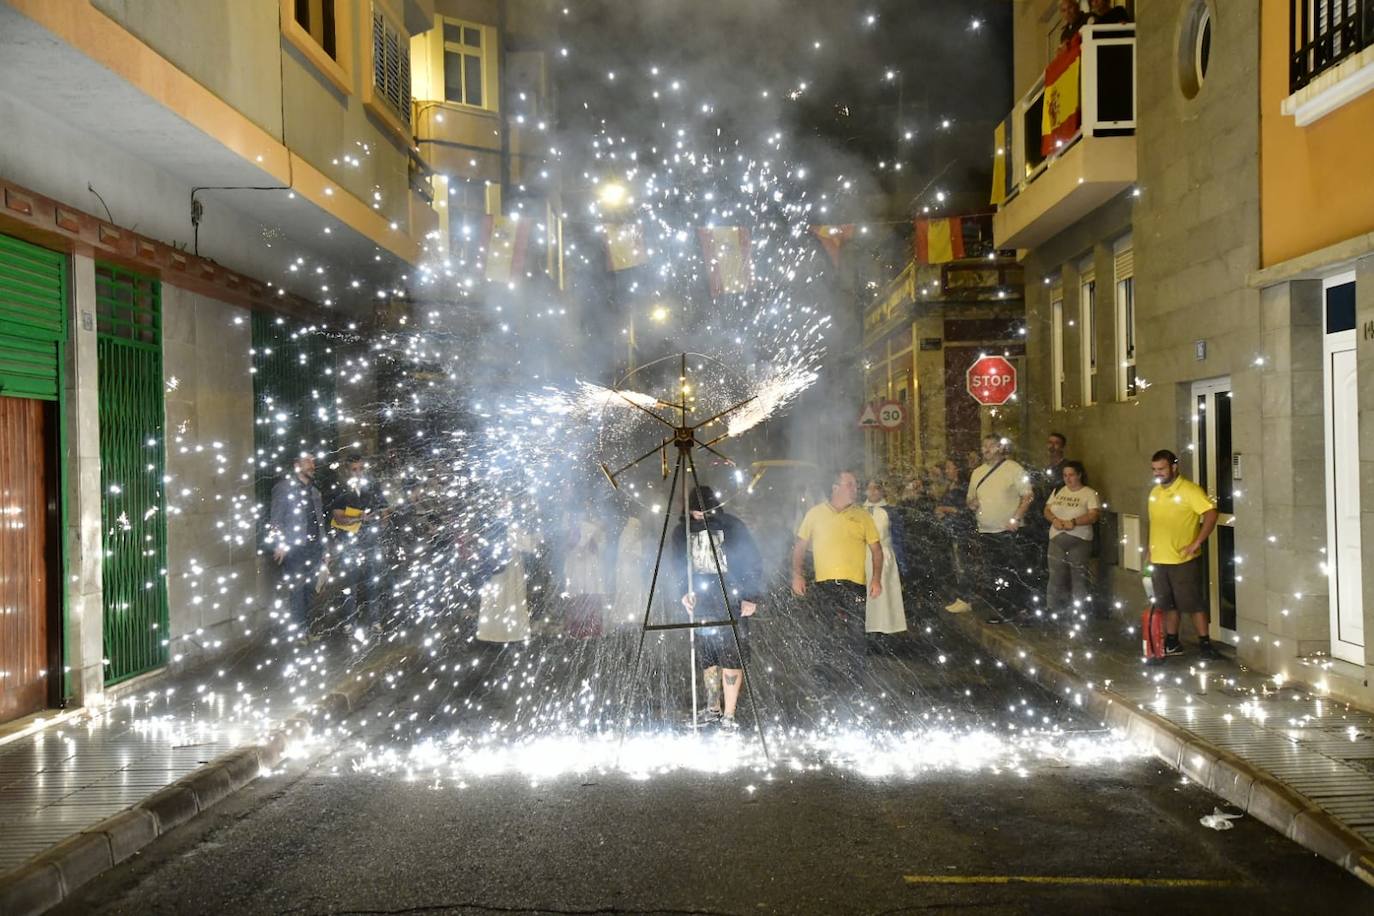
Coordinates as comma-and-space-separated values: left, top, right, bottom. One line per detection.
603, 353, 770, 762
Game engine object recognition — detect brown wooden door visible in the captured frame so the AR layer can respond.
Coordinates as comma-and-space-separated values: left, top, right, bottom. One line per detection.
0, 395, 51, 723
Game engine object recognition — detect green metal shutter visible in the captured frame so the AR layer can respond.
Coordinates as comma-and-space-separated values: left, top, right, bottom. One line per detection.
0, 233, 67, 400
95, 264, 169, 685
251, 312, 340, 520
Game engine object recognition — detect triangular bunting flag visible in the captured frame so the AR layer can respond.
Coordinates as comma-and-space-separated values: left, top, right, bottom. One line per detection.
811, 224, 856, 267
604, 222, 650, 271
697, 226, 753, 297
483, 214, 532, 284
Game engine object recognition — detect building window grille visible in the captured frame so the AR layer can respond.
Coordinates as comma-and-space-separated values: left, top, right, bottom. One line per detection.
1291, 0, 1373, 92
1080, 274, 1098, 406
372, 6, 412, 128
295, 0, 338, 61
443, 19, 486, 108
1051, 287, 1066, 411
1114, 242, 1137, 400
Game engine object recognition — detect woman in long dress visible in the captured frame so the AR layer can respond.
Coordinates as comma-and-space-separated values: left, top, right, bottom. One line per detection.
863, 480, 907, 634
563, 512, 608, 638
477, 520, 532, 643
609, 514, 648, 630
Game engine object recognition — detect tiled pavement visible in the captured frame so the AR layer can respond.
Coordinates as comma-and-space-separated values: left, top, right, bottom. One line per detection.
0, 639, 352, 874
959, 612, 1374, 850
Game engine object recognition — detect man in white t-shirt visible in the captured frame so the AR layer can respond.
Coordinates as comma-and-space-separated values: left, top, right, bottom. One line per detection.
966, 435, 1034, 622
1043, 459, 1101, 619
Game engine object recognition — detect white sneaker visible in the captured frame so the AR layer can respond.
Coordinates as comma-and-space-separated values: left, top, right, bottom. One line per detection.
718, 715, 739, 732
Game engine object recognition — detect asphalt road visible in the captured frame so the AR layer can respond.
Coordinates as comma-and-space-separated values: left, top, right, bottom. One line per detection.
55, 612, 1374, 915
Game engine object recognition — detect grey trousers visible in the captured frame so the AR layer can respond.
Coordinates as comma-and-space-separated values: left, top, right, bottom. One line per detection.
1046, 534, 1093, 614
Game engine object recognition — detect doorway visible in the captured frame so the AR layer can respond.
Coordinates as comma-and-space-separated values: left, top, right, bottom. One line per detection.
1323, 273, 1363, 665
1191, 377, 1237, 644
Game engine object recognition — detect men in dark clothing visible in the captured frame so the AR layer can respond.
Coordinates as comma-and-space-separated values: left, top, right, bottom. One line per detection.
329, 453, 389, 630
673, 484, 764, 730
268, 453, 325, 630
1057, 0, 1087, 49
1089, 0, 1132, 24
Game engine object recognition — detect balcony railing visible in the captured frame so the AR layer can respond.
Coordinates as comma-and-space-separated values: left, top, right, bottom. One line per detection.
1291, 0, 1374, 92
994, 24, 1135, 205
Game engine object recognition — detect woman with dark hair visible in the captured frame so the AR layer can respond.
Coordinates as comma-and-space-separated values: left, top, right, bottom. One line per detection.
1043, 459, 1101, 620
672, 484, 764, 730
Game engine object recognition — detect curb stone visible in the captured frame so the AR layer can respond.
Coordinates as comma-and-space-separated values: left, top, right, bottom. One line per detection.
945, 611, 1374, 888
0, 643, 417, 916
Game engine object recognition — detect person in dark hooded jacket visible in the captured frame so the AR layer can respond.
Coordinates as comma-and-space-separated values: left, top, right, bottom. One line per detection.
670, 484, 764, 730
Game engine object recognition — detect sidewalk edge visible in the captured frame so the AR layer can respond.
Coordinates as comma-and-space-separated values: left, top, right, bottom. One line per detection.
0, 643, 418, 916
946, 612, 1374, 888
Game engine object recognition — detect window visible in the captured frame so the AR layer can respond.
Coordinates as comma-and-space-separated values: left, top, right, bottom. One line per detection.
1113, 239, 1137, 399
1080, 271, 1098, 406
1050, 285, 1065, 411
281, 0, 351, 96
1291, 1, 1369, 92
295, 0, 338, 60
1177, 0, 1213, 100
443, 19, 486, 108
371, 5, 412, 129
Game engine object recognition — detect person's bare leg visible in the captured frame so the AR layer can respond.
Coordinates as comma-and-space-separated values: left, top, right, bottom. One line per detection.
721, 668, 743, 718
1192, 611, 1211, 641
703, 665, 722, 714
1164, 609, 1181, 636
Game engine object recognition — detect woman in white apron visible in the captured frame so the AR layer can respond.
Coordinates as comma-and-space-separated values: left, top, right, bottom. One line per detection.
610, 514, 648, 630
863, 480, 907, 634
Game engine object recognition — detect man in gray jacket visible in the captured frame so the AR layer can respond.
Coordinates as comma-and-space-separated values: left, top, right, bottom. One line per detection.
268, 453, 325, 630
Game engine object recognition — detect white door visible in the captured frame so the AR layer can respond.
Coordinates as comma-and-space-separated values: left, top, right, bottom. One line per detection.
1191, 377, 1237, 645
1323, 273, 1363, 664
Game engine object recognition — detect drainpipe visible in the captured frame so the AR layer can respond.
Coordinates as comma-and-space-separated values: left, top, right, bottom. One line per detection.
497, 1, 511, 212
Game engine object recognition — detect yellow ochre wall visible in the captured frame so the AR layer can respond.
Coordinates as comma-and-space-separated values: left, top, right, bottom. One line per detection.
1261, 0, 1374, 267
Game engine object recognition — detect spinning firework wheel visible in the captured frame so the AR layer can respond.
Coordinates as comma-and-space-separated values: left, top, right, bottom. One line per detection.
598, 353, 770, 760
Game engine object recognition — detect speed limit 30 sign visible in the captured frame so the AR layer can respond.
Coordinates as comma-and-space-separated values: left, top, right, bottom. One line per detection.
966, 355, 1017, 406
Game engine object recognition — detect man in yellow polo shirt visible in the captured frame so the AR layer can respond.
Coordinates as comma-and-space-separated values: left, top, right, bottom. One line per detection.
1146, 449, 1219, 660
792, 469, 882, 684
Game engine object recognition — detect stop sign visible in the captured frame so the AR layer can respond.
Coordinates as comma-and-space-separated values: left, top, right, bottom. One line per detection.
966, 355, 1017, 406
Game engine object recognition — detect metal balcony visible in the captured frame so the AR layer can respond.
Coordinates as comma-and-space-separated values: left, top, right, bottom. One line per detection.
992, 24, 1136, 251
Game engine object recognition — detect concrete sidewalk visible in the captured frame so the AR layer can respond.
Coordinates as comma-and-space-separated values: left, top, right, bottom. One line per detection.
0, 634, 412, 911
944, 609, 1374, 885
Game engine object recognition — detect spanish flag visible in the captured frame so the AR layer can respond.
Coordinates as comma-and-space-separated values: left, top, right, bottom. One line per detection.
1041, 33, 1082, 157
604, 222, 649, 271
697, 226, 752, 296
482, 214, 532, 284
915, 217, 965, 264
811, 224, 856, 266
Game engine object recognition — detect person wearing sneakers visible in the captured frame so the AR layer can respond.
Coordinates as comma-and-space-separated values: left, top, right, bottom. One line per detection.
1146, 449, 1220, 659
674, 484, 763, 731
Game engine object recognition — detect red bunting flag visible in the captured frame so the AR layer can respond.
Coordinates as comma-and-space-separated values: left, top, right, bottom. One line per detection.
811, 224, 856, 266
483, 214, 532, 284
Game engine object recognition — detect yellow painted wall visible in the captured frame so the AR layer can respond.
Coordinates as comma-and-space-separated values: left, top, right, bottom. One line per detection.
1261, 0, 1374, 266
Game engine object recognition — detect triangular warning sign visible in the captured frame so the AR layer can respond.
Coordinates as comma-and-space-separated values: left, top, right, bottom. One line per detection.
857, 403, 881, 428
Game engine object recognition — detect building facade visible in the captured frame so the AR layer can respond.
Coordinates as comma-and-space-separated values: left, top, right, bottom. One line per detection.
863, 240, 1027, 481
998, 0, 1374, 704
0, 0, 547, 725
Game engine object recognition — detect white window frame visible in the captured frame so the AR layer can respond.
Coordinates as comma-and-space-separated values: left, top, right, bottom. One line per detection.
1114, 237, 1136, 401
1323, 270, 1364, 664
1050, 285, 1065, 411
1080, 269, 1097, 406
441, 16, 492, 111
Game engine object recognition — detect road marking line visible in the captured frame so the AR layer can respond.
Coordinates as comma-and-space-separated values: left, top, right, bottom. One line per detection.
903, 875, 1239, 888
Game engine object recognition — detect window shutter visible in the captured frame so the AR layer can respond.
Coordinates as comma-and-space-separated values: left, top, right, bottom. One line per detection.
371, 7, 412, 128
1113, 234, 1133, 280
0, 233, 66, 401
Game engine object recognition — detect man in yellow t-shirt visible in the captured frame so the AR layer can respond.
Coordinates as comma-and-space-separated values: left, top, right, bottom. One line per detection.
1146, 449, 1219, 659
792, 469, 882, 685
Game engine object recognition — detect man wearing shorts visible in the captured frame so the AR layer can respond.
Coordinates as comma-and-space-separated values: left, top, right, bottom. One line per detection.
1146, 449, 1220, 659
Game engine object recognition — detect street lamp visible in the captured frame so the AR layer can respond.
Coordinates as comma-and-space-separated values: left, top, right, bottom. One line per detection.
598, 182, 629, 209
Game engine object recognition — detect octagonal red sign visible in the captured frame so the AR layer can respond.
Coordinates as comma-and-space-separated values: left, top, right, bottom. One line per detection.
966, 355, 1017, 406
